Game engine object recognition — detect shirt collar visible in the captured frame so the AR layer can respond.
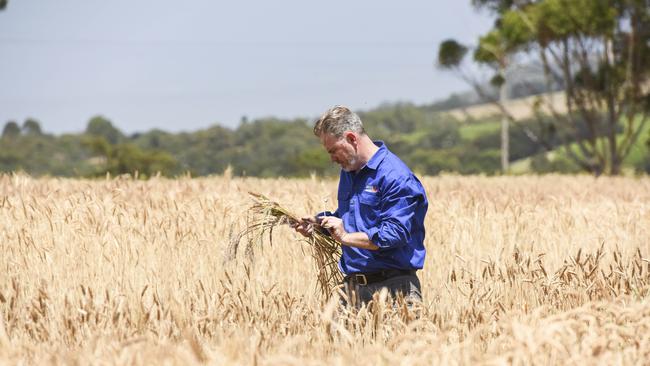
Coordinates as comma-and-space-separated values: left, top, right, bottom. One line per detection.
365, 141, 387, 170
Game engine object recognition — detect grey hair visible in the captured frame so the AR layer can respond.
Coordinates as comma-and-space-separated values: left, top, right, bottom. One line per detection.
313, 105, 365, 138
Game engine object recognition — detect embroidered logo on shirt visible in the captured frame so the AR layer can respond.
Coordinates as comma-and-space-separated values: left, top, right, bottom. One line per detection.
364, 185, 379, 193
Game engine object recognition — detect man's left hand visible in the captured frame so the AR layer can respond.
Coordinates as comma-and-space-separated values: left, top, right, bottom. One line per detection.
319, 216, 347, 243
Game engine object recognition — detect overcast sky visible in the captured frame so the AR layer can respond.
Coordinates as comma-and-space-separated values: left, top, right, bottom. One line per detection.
0, 1, 494, 134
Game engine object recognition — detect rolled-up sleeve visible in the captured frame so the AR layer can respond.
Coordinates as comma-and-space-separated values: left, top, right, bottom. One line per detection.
363, 177, 423, 250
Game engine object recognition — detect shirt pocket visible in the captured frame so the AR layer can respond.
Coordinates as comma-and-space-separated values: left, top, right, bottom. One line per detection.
359, 192, 380, 206
358, 192, 381, 224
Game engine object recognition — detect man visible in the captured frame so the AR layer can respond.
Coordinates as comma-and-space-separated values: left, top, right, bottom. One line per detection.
293, 105, 428, 307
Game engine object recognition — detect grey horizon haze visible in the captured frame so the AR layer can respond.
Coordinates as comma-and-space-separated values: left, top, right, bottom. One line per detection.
0, 1, 493, 135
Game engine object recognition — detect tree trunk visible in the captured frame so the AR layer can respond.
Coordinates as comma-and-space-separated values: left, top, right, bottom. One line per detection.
500, 67, 509, 173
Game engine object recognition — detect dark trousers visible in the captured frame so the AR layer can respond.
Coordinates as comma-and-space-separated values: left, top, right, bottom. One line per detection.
340, 271, 422, 308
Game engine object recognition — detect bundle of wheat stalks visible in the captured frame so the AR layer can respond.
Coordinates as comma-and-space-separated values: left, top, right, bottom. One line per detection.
228, 192, 343, 299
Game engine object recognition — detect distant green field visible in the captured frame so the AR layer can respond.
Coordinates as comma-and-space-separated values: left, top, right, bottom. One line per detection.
624, 120, 650, 166
458, 119, 501, 140
510, 116, 649, 174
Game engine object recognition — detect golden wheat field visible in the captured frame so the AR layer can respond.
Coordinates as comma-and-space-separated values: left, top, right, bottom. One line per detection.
1, 173, 650, 365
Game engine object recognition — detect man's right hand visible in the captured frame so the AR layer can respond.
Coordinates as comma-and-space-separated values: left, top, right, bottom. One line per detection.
290, 216, 319, 237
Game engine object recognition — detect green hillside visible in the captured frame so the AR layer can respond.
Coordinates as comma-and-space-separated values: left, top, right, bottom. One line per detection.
511, 117, 650, 175
1, 103, 649, 177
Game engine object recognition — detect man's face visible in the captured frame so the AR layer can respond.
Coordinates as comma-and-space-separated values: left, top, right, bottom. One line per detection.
321, 132, 359, 172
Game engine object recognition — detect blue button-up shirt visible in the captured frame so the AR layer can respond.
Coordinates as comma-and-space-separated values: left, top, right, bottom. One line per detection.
327, 141, 428, 274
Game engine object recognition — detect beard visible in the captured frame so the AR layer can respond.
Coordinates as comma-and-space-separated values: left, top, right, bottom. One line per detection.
340, 155, 359, 172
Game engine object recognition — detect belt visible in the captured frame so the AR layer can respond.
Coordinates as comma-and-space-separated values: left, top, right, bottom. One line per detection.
345, 269, 416, 286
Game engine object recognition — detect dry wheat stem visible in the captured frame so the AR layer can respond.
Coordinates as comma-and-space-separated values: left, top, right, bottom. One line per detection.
229, 192, 343, 300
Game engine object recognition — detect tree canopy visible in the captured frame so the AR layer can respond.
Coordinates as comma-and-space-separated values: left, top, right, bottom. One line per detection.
438, 0, 650, 175
6, 100, 642, 179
